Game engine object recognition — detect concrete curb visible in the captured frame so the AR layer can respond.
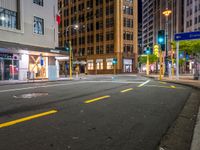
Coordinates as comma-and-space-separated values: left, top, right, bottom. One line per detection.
0, 79, 74, 86
190, 105, 200, 150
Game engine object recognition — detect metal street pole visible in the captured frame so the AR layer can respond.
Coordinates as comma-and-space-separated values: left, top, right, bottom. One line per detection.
66, 24, 79, 80
159, 50, 162, 80
69, 41, 72, 80
163, 9, 172, 76
146, 55, 149, 75
176, 42, 179, 80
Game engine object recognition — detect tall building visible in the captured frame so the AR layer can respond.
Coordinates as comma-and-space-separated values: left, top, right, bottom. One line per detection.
0, 0, 64, 81
184, 0, 200, 32
138, 0, 143, 55
142, 0, 184, 51
142, 0, 154, 50
58, 0, 138, 74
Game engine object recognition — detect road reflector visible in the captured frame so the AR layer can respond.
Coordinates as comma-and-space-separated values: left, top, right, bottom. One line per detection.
84, 95, 110, 104
0, 110, 58, 128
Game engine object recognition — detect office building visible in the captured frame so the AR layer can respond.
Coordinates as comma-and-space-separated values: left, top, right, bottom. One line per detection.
142, 0, 184, 51
184, 0, 200, 32
58, 0, 138, 74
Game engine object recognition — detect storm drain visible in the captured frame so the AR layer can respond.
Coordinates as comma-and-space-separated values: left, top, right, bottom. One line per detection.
13, 93, 48, 99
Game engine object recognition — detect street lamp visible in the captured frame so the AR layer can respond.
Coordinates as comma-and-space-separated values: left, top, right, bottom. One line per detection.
66, 24, 79, 80
163, 8, 172, 76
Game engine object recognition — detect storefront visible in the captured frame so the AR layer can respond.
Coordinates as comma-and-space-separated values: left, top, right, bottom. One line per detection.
123, 59, 133, 73
0, 53, 19, 80
29, 55, 48, 79
0, 41, 68, 81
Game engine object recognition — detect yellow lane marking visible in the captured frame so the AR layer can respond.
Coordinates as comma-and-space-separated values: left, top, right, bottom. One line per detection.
120, 88, 133, 93
159, 81, 167, 84
0, 110, 58, 128
144, 85, 180, 89
84, 95, 110, 104
171, 85, 176, 88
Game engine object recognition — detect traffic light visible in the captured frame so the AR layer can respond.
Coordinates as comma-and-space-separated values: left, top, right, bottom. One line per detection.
153, 45, 159, 57
65, 42, 70, 51
145, 47, 152, 55
112, 58, 117, 65
158, 30, 165, 51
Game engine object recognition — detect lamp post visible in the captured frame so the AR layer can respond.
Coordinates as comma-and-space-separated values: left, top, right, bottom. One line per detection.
163, 9, 172, 76
66, 24, 79, 80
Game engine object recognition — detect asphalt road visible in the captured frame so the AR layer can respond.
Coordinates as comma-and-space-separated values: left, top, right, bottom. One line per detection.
0, 75, 192, 150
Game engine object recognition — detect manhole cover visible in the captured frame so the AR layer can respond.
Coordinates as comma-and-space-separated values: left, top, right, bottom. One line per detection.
13, 93, 48, 99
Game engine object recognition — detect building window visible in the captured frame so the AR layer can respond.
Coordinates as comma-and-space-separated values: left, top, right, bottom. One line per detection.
34, 16, 44, 35
106, 44, 114, 54
0, 7, 17, 29
87, 61, 94, 70
106, 32, 114, 41
96, 59, 103, 70
123, 18, 133, 28
106, 61, 113, 69
96, 46, 104, 54
123, 5, 133, 15
33, 0, 43, 6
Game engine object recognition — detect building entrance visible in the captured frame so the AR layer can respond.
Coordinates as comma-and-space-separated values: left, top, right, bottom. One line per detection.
0, 58, 19, 80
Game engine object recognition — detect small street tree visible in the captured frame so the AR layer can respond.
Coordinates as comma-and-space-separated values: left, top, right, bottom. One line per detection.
139, 54, 158, 64
171, 40, 200, 79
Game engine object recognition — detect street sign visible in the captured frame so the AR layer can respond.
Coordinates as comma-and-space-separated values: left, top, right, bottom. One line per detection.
174, 31, 200, 41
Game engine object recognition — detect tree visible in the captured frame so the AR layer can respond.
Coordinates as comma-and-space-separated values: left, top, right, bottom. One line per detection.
171, 40, 200, 79
139, 54, 158, 64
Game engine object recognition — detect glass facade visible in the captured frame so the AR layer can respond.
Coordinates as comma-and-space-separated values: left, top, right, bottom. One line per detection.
0, 53, 19, 80
0, 7, 17, 29
29, 55, 48, 79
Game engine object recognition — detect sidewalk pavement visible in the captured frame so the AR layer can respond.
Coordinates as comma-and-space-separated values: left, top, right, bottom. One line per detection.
143, 74, 200, 89
0, 75, 87, 86
143, 74, 200, 150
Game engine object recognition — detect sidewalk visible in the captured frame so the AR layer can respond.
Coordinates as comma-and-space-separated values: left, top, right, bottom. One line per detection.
0, 76, 85, 86
143, 74, 200, 150
143, 74, 200, 89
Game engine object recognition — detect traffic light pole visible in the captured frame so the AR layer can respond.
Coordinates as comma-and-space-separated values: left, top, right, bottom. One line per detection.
159, 50, 163, 80
146, 55, 149, 75
164, 18, 169, 76
69, 41, 72, 80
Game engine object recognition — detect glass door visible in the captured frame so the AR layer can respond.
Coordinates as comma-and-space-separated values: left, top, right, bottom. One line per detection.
4, 59, 12, 80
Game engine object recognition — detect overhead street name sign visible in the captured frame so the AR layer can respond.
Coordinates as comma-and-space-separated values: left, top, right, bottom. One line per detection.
174, 31, 200, 41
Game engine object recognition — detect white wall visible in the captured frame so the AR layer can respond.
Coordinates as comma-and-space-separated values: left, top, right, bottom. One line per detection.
0, 0, 58, 49
19, 53, 29, 80
0, 0, 17, 11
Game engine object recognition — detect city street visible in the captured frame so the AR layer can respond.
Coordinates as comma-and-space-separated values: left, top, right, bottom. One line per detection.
0, 75, 193, 150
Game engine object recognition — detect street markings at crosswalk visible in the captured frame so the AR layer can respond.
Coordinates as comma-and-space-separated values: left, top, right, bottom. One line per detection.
138, 80, 151, 87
